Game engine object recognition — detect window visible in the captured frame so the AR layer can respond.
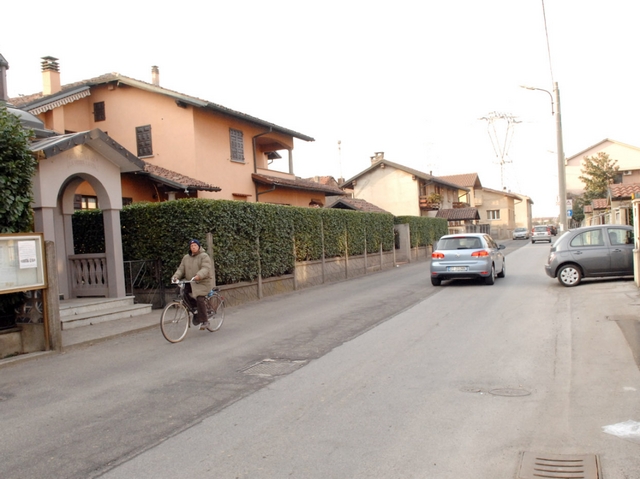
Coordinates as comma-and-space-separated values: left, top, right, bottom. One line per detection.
570, 229, 604, 247
230, 128, 244, 162
607, 228, 633, 245
93, 101, 105, 122
136, 125, 153, 157
487, 210, 500, 220
74, 194, 98, 210
122, 197, 133, 207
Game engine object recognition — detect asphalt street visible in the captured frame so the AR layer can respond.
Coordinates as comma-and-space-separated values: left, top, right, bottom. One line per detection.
2, 239, 640, 478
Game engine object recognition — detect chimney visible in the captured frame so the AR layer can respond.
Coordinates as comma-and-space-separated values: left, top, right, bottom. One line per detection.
0, 53, 8, 102
151, 66, 159, 86
41, 56, 61, 95
370, 151, 384, 164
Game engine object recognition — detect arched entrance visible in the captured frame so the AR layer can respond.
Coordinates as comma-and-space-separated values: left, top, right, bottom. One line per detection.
30, 129, 144, 300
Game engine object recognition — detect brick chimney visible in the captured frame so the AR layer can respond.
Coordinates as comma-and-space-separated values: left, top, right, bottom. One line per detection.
0, 53, 8, 102
151, 65, 159, 86
41, 56, 61, 95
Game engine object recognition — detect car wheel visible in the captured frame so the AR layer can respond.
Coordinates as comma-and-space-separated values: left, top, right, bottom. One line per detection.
497, 260, 506, 278
557, 264, 582, 287
485, 265, 495, 285
431, 277, 441, 286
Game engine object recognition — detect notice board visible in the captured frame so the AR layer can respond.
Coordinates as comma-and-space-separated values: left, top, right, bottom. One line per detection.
0, 233, 46, 294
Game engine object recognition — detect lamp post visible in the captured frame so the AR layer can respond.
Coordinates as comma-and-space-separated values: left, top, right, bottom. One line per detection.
521, 82, 568, 232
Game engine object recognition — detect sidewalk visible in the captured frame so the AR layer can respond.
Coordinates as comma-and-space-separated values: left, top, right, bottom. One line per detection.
0, 309, 163, 369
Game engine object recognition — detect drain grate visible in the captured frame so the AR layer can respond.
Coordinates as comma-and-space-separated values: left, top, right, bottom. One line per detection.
518, 452, 600, 479
241, 358, 308, 377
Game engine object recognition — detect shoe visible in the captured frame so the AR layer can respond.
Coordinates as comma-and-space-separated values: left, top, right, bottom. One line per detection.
199, 321, 210, 330
192, 314, 201, 325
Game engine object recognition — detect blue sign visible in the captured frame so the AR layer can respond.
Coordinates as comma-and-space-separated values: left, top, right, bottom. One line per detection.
567, 209, 573, 218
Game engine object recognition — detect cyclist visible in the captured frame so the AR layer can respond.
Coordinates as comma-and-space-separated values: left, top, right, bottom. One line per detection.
171, 239, 214, 328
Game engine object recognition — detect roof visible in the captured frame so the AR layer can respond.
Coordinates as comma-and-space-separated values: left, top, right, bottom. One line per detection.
343, 159, 469, 192
435, 207, 481, 221
29, 128, 220, 192
10, 73, 315, 142
29, 129, 144, 172
481, 187, 525, 201
134, 163, 220, 192
252, 173, 346, 195
566, 138, 640, 162
436, 173, 481, 189
591, 198, 609, 210
324, 197, 390, 213
609, 183, 640, 199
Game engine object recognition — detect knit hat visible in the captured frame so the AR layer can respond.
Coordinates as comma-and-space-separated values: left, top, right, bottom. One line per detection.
189, 239, 201, 247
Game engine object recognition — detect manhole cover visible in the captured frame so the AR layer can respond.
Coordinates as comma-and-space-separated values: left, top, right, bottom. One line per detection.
241, 358, 308, 377
489, 388, 531, 397
518, 452, 600, 479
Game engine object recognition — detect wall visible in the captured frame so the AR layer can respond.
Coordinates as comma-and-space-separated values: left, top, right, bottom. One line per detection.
352, 166, 420, 216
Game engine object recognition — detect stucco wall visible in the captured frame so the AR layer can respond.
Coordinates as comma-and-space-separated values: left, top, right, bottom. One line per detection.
352, 166, 420, 216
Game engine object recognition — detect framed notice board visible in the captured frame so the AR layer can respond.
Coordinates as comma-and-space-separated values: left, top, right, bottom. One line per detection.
0, 233, 47, 294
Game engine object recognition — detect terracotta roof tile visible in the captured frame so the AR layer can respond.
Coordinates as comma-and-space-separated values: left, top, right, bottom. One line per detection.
142, 162, 220, 191
436, 173, 480, 188
325, 197, 390, 213
435, 207, 480, 221
591, 198, 609, 209
252, 173, 345, 195
609, 183, 640, 199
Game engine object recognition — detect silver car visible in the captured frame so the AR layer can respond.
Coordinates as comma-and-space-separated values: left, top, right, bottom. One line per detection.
513, 227, 529, 240
544, 225, 634, 286
531, 225, 551, 243
430, 233, 506, 286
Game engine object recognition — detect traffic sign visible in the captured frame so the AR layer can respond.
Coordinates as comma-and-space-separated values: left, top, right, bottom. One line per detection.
567, 209, 573, 218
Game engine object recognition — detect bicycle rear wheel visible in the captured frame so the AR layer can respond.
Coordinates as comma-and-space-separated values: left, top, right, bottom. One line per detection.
205, 294, 225, 332
161, 302, 190, 343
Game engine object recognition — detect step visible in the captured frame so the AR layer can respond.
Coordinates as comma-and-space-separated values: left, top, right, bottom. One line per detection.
59, 297, 138, 320
61, 303, 153, 330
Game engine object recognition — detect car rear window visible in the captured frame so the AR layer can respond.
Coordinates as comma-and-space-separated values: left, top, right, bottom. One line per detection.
534, 226, 548, 232
438, 237, 483, 250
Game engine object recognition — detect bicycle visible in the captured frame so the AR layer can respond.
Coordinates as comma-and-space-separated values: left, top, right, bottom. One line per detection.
160, 279, 225, 343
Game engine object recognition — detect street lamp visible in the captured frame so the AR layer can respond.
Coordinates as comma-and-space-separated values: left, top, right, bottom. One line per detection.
521, 82, 568, 232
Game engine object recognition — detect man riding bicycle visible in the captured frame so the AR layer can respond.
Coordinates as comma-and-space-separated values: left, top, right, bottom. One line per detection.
172, 239, 214, 328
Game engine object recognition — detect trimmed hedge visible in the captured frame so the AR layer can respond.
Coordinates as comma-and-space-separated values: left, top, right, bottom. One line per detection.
395, 215, 448, 248
73, 199, 399, 285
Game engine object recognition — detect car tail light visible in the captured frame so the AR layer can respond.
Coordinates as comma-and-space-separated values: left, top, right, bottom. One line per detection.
471, 250, 490, 257
432, 252, 445, 259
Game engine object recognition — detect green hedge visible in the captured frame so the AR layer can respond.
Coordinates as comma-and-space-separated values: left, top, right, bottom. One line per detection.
73, 199, 396, 285
394, 215, 448, 247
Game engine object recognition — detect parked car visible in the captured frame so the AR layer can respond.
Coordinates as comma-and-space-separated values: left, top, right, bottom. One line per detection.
544, 225, 634, 287
531, 225, 552, 243
513, 227, 530, 240
430, 233, 506, 286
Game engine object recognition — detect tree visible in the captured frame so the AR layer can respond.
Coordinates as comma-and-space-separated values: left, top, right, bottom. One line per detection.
0, 104, 37, 233
578, 151, 619, 202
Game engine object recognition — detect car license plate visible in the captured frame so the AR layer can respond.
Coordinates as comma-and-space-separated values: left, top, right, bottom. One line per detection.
448, 266, 468, 272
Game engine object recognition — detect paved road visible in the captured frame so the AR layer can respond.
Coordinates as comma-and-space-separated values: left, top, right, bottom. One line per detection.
2, 239, 640, 478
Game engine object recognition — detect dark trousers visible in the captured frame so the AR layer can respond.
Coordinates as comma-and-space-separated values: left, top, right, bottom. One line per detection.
185, 284, 207, 320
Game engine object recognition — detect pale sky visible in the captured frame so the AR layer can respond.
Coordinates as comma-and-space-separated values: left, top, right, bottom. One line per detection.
3, 0, 640, 217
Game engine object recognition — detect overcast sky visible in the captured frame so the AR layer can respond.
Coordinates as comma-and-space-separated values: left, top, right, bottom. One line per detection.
3, 0, 639, 217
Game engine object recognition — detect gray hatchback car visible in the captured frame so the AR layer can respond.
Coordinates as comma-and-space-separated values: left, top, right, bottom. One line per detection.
544, 225, 634, 286
430, 233, 506, 286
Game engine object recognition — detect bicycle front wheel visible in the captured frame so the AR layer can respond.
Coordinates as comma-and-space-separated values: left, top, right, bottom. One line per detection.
206, 294, 225, 332
161, 302, 190, 343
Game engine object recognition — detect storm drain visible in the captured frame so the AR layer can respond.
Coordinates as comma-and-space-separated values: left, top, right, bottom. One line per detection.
241, 358, 308, 377
518, 452, 600, 479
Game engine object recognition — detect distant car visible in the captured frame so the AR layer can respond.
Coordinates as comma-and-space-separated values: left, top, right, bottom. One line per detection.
430, 233, 506, 286
544, 225, 634, 287
531, 225, 552, 243
513, 227, 530, 240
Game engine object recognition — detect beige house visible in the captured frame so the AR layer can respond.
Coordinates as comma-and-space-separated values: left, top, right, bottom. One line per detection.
438, 173, 533, 238
9, 56, 343, 208
340, 153, 469, 217
566, 139, 640, 195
